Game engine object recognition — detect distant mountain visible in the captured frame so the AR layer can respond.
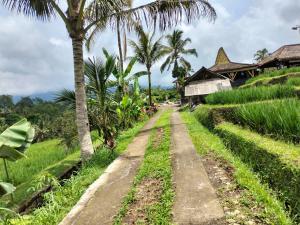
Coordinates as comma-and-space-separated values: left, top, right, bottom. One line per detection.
13, 92, 56, 103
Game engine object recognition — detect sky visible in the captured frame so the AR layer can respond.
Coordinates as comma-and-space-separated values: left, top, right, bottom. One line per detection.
0, 0, 300, 97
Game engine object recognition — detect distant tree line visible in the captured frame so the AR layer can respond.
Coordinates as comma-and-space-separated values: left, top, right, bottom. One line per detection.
0, 95, 74, 144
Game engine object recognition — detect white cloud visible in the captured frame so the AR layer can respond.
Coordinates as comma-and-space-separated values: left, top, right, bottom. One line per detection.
0, 0, 300, 95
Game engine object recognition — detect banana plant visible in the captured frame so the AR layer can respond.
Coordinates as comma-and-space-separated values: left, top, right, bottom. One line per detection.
103, 49, 147, 99
0, 181, 18, 221
0, 119, 35, 182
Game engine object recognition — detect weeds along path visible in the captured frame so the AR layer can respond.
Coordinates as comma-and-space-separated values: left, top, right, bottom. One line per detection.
171, 110, 224, 225
59, 109, 164, 225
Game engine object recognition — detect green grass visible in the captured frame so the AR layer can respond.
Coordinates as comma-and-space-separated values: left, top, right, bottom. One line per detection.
241, 72, 300, 88
0, 139, 74, 186
205, 85, 296, 105
114, 110, 174, 224
7, 119, 148, 225
232, 99, 300, 143
286, 77, 300, 86
1, 151, 81, 210
246, 67, 300, 85
215, 122, 300, 222
180, 112, 293, 225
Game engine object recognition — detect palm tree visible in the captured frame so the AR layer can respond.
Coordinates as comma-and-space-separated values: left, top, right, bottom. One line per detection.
130, 26, 166, 106
1, 0, 216, 160
254, 48, 269, 62
161, 29, 198, 77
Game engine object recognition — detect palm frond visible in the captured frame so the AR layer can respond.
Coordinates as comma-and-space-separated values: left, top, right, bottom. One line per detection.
1, 0, 55, 20
55, 89, 76, 109
85, 0, 216, 34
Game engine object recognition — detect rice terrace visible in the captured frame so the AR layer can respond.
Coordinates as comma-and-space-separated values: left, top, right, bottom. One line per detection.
0, 0, 299, 225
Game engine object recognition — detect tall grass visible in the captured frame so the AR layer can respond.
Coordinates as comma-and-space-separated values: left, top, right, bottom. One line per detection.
286, 77, 300, 86
205, 85, 295, 105
233, 99, 300, 143
246, 66, 300, 84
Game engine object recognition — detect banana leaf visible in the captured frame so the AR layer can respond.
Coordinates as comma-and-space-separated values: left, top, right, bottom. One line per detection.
0, 181, 15, 196
0, 119, 35, 161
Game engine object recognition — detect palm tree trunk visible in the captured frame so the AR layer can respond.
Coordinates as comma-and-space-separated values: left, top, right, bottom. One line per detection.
71, 38, 94, 161
147, 68, 152, 106
117, 18, 124, 73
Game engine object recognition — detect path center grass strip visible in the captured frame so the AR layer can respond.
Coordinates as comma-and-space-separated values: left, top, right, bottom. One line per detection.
8, 119, 148, 225
180, 111, 293, 225
114, 109, 174, 224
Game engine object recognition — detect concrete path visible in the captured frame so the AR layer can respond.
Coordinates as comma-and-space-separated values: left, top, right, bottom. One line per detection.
59, 111, 162, 225
171, 110, 224, 225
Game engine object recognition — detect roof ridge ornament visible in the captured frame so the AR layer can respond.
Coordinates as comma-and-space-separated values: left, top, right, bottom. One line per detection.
215, 47, 230, 65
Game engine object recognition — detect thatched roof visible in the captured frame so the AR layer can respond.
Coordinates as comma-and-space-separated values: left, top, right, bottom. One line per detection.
185, 67, 228, 84
209, 47, 257, 73
259, 44, 300, 66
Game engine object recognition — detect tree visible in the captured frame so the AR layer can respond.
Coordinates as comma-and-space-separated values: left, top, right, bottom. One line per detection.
0, 95, 14, 113
254, 48, 269, 62
130, 26, 166, 106
2, 0, 216, 160
161, 29, 198, 78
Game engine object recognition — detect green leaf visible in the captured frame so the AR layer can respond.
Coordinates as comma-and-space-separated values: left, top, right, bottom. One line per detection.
0, 145, 27, 161
0, 119, 35, 152
0, 181, 15, 196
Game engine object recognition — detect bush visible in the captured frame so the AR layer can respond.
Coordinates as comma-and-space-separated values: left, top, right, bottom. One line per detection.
205, 85, 296, 105
215, 122, 300, 222
232, 99, 300, 143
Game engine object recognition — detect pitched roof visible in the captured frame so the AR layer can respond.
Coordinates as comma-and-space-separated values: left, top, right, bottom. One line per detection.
259, 44, 300, 66
209, 47, 257, 73
185, 67, 228, 84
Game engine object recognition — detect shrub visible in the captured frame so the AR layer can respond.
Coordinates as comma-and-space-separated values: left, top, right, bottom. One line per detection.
232, 99, 300, 143
215, 122, 300, 222
205, 85, 295, 105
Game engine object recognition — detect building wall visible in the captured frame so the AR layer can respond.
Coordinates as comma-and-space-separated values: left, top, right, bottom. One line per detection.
185, 78, 232, 97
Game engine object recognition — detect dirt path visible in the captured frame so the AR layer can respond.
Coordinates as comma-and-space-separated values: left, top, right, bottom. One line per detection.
171, 110, 224, 225
59, 110, 163, 225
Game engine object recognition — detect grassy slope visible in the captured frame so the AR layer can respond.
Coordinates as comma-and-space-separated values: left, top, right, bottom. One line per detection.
114, 110, 174, 224
245, 67, 300, 85
205, 85, 296, 105
9, 119, 148, 225
180, 111, 293, 225
232, 99, 300, 143
0, 139, 73, 185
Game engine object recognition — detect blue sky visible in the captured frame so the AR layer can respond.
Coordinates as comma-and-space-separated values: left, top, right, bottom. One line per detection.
0, 0, 299, 96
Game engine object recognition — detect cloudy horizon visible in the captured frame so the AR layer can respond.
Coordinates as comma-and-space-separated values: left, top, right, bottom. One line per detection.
0, 0, 300, 97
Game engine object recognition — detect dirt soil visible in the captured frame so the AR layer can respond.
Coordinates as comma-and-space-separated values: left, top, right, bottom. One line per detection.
122, 178, 163, 224
202, 153, 267, 225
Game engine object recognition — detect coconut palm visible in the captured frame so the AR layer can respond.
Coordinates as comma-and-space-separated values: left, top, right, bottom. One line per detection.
129, 26, 166, 106
1, 0, 216, 160
254, 48, 269, 62
161, 29, 198, 77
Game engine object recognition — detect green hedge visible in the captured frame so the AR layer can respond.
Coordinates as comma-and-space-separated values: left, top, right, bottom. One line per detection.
215, 122, 300, 222
205, 85, 296, 105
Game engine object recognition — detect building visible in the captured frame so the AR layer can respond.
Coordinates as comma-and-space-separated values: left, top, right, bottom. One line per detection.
185, 67, 232, 105
209, 47, 258, 86
259, 44, 300, 69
